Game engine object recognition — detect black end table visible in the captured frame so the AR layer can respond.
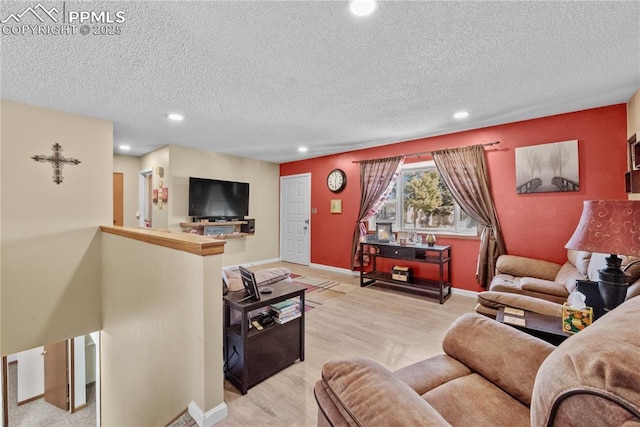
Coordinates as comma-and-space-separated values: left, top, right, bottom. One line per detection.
223, 280, 305, 394
496, 307, 571, 346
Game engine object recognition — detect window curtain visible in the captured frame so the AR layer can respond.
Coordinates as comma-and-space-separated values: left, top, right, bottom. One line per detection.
432, 145, 506, 288
351, 156, 405, 269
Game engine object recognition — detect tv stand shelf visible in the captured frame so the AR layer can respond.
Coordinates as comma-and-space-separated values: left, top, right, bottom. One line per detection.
180, 220, 254, 239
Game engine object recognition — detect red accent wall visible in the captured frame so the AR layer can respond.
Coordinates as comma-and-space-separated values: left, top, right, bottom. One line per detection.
280, 105, 628, 292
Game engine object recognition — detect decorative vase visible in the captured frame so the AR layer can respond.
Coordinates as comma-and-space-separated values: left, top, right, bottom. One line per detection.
426, 233, 436, 247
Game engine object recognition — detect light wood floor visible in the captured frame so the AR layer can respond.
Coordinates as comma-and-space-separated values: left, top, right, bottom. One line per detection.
218, 262, 477, 426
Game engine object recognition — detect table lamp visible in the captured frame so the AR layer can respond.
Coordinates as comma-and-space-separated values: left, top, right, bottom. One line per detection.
565, 200, 640, 311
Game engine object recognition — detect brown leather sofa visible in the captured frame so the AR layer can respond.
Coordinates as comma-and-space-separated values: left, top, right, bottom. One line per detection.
487, 250, 640, 304
314, 297, 640, 426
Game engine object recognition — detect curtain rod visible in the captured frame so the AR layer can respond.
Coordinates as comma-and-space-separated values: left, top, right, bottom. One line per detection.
351, 141, 500, 163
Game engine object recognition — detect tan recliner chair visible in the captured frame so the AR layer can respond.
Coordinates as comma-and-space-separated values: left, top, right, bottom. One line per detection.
314, 297, 640, 426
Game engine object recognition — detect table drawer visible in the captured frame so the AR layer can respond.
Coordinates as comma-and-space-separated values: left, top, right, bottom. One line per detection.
378, 246, 415, 259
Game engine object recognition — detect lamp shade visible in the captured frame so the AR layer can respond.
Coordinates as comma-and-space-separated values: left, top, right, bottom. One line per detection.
565, 200, 640, 257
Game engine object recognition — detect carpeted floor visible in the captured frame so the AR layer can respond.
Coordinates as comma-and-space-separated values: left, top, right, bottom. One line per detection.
168, 411, 197, 427
7, 363, 96, 426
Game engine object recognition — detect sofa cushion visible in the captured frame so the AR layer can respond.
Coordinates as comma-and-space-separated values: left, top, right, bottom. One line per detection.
489, 276, 569, 304
567, 249, 592, 277
318, 358, 451, 426
477, 291, 563, 318
225, 267, 291, 292
394, 354, 471, 396
443, 313, 555, 406
496, 255, 562, 281
423, 373, 531, 427
531, 297, 640, 427
554, 262, 586, 293
521, 277, 570, 298
489, 274, 522, 294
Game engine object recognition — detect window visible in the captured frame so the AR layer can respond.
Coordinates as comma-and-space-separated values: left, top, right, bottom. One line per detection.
370, 161, 477, 236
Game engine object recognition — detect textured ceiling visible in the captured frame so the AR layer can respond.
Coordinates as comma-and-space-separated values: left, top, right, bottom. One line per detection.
1, 1, 639, 163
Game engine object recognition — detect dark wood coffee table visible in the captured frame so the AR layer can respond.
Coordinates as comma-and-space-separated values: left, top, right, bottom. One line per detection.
496, 307, 571, 345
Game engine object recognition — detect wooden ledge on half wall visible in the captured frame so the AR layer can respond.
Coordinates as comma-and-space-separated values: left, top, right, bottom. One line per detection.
100, 225, 225, 257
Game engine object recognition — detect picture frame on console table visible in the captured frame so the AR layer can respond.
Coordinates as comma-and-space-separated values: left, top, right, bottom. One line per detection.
376, 222, 392, 243
406, 232, 417, 245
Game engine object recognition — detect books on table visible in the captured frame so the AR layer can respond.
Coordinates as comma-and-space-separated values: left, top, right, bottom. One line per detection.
270, 299, 297, 313
270, 299, 301, 324
273, 311, 301, 324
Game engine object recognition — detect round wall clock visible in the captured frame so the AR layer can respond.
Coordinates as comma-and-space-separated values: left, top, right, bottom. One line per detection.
327, 168, 347, 193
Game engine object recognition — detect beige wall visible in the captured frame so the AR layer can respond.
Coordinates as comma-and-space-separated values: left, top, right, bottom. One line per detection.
101, 233, 224, 425
0, 99, 112, 355
113, 154, 142, 227
168, 145, 280, 267
141, 146, 170, 230
628, 88, 640, 139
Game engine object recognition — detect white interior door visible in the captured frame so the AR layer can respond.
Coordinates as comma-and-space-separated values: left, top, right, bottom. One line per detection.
139, 168, 153, 227
280, 173, 311, 265
16, 347, 44, 404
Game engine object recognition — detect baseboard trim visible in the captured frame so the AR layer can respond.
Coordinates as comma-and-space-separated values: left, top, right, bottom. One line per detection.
188, 401, 228, 427
18, 393, 44, 406
308, 263, 358, 276
452, 287, 479, 298
226, 258, 281, 270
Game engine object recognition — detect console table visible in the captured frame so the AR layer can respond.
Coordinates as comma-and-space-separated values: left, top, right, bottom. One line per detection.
359, 241, 451, 303
223, 281, 305, 394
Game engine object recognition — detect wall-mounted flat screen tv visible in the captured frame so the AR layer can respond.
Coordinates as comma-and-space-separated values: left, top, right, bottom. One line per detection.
188, 177, 249, 220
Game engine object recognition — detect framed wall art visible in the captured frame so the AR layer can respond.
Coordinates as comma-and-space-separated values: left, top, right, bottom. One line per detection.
515, 139, 579, 194
330, 199, 342, 214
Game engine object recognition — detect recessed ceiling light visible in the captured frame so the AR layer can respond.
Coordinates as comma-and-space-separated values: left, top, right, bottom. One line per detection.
298, 146, 309, 153
167, 113, 184, 121
350, 0, 377, 17
454, 111, 469, 119
119, 145, 131, 151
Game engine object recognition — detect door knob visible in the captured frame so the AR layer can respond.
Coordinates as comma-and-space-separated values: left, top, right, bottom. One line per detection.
41, 350, 47, 356
303, 226, 308, 230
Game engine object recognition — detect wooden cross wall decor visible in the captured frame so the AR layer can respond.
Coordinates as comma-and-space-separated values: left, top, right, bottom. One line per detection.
31, 143, 81, 185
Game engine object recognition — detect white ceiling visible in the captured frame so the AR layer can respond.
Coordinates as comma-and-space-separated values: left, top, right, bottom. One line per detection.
1, 1, 639, 163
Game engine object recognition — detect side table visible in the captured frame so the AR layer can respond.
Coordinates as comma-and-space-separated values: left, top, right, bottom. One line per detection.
224, 280, 306, 394
496, 307, 571, 346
